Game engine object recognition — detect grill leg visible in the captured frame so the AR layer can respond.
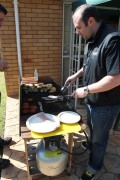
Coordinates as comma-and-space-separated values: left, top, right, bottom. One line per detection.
67, 133, 74, 174
24, 140, 31, 180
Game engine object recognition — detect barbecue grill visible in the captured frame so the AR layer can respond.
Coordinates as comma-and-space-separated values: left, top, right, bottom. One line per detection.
19, 77, 87, 178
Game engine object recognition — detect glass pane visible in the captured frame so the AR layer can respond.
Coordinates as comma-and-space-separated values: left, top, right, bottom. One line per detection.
63, 4, 72, 56
63, 57, 70, 84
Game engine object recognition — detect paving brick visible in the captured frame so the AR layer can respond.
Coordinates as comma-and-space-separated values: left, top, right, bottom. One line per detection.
1, 97, 120, 180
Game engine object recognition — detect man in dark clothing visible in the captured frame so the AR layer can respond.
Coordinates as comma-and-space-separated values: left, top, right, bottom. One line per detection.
65, 4, 120, 180
0, 4, 12, 169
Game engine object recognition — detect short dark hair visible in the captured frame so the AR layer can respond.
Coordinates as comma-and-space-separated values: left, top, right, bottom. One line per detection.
81, 6, 101, 26
0, 4, 8, 15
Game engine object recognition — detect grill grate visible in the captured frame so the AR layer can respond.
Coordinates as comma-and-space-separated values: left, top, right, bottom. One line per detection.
20, 81, 75, 116
42, 100, 74, 115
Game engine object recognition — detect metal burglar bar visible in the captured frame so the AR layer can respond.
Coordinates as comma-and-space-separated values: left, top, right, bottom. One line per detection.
69, 19, 86, 108
62, 1, 86, 109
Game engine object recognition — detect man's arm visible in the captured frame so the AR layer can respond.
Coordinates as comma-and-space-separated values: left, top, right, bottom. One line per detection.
88, 74, 120, 94
72, 74, 120, 98
65, 67, 84, 85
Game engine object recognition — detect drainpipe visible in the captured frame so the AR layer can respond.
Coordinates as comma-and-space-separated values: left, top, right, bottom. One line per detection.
13, 0, 22, 80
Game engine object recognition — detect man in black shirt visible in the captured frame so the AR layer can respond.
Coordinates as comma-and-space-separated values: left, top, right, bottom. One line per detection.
65, 4, 120, 180
0, 4, 12, 169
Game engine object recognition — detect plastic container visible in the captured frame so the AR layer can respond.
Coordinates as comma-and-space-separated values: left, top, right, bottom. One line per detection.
34, 69, 38, 81
36, 139, 68, 176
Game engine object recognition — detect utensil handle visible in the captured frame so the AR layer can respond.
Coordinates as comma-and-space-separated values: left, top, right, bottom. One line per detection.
64, 95, 72, 97
38, 101, 43, 112
61, 84, 70, 92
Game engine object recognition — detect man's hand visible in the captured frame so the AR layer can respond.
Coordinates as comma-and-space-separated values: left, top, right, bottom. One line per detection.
0, 60, 8, 72
65, 74, 77, 86
72, 87, 87, 98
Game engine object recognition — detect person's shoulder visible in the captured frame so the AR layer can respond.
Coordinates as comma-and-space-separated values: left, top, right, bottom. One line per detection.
102, 31, 120, 51
106, 31, 120, 42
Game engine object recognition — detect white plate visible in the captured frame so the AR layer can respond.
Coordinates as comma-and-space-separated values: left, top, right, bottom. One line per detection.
26, 112, 60, 133
58, 111, 81, 124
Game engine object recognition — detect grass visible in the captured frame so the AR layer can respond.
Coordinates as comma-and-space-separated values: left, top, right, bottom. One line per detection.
0, 72, 7, 137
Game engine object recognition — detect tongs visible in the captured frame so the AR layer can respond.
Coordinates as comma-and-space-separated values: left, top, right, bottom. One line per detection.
48, 95, 72, 99
42, 95, 71, 100
61, 84, 70, 93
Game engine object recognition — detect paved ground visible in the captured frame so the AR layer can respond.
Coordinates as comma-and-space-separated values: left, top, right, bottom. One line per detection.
1, 96, 120, 180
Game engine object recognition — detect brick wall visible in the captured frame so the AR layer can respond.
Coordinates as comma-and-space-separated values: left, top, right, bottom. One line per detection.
0, 0, 63, 96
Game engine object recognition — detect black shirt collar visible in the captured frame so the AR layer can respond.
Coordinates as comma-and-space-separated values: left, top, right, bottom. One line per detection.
88, 21, 105, 44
